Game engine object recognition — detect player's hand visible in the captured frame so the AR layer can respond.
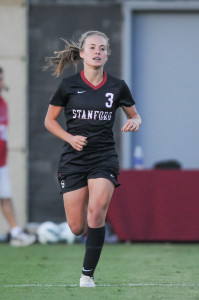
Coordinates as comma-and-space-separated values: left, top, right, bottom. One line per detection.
69, 135, 88, 151
121, 119, 140, 132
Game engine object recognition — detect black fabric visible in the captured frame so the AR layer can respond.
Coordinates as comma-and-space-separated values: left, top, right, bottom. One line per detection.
82, 226, 105, 277
49, 72, 135, 176
58, 168, 119, 194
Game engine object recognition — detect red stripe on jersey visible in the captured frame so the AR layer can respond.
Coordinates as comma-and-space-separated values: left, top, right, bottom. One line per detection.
80, 70, 107, 90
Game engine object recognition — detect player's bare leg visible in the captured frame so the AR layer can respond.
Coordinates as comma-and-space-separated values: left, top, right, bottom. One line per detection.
63, 186, 89, 236
80, 178, 114, 287
87, 178, 114, 228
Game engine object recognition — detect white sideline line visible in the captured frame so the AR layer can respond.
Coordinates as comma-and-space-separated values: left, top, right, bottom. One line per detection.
3, 283, 199, 288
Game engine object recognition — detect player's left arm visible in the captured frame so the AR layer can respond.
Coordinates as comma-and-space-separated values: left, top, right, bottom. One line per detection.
121, 105, 142, 132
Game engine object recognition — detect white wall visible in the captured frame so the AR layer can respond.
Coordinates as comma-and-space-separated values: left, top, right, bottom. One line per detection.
0, 0, 27, 234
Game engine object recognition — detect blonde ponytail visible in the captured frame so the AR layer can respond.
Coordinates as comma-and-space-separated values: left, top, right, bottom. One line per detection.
44, 39, 81, 76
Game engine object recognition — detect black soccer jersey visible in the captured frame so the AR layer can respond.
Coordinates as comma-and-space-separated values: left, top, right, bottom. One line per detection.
50, 71, 135, 174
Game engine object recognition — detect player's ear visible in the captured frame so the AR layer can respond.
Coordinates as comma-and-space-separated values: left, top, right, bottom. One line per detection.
80, 51, 84, 59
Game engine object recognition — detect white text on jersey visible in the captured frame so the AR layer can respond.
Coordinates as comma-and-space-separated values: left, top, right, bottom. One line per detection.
105, 93, 114, 108
72, 109, 112, 120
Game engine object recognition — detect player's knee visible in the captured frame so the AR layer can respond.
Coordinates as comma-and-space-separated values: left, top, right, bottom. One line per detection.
68, 222, 85, 236
88, 207, 105, 227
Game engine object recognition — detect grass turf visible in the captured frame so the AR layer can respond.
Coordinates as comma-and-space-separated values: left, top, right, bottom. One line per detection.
0, 243, 199, 300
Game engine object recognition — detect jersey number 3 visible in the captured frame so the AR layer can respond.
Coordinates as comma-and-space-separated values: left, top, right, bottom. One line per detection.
105, 93, 114, 108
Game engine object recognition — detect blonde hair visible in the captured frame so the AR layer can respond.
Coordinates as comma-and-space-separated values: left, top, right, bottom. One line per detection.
44, 31, 110, 76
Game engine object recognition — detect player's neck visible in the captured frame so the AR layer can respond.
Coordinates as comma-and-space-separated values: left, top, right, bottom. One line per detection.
83, 67, 104, 87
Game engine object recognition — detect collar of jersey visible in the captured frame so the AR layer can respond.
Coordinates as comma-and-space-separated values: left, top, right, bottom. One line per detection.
80, 70, 107, 90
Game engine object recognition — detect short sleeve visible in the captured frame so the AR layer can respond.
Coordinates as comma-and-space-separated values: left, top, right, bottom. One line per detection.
49, 79, 67, 107
118, 81, 135, 107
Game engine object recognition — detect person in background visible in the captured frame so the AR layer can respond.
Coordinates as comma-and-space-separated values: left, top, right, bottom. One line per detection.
0, 67, 36, 246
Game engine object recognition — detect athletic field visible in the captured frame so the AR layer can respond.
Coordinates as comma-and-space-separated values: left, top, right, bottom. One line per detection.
1, 243, 199, 300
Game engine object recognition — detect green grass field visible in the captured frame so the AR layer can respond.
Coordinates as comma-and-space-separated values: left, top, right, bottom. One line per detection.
1, 243, 199, 300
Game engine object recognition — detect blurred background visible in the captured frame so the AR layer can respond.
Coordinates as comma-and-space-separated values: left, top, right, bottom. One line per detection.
0, 0, 199, 241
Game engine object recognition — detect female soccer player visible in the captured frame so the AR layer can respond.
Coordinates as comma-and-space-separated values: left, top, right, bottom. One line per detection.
44, 31, 141, 287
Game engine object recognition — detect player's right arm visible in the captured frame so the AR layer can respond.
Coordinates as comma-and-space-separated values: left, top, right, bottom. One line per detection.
44, 104, 87, 151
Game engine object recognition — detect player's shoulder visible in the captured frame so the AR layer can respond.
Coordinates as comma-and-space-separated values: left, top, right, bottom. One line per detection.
61, 72, 81, 86
106, 73, 125, 87
107, 73, 124, 83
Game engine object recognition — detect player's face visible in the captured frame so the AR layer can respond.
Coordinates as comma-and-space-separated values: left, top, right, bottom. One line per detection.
80, 35, 108, 69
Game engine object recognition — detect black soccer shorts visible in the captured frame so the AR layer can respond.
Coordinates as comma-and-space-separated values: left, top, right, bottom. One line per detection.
58, 168, 120, 194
